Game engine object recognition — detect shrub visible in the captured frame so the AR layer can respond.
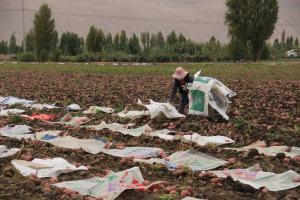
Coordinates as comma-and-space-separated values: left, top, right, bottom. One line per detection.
49, 49, 62, 62
38, 49, 48, 62
76, 52, 97, 62
17, 52, 37, 62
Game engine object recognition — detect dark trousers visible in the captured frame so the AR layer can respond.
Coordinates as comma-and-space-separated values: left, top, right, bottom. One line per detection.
179, 93, 189, 114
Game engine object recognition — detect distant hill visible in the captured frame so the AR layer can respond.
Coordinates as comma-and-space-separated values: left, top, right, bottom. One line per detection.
1, 0, 299, 44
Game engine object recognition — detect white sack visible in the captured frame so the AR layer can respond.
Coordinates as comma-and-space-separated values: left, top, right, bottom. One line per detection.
66, 104, 81, 111
44, 135, 164, 158
135, 150, 227, 171
0, 96, 34, 106
88, 121, 152, 137
0, 108, 25, 116
138, 99, 185, 119
0, 125, 33, 139
11, 157, 88, 178
53, 167, 161, 200
182, 133, 234, 146
117, 110, 150, 119
0, 145, 19, 158
226, 140, 300, 158
188, 72, 236, 120
83, 106, 115, 114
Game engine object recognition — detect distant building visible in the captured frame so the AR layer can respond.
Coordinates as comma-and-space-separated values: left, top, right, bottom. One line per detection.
285, 50, 299, 57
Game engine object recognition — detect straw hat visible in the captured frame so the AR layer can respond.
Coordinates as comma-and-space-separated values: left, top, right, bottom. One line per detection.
172, 67, 188, 80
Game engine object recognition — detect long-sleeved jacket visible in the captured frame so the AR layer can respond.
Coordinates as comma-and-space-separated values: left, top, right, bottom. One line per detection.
170, 74, 194, 101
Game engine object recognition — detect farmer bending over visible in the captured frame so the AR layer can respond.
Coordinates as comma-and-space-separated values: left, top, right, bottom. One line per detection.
170, 67, 194, 114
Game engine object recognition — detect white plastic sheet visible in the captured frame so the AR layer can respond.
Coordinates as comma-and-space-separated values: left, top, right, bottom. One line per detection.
0, 145, 19, 158
11, 157, 88, 178
0, 96, 58, 110
43, 135, 164, 158
117, 110, 150, 119
138, 99, 185, 119
181, 197, 203, 200
226, 140, 300, 158
45, 136, 106, 154
57, 114, 90, 126
182, 133, 234, 146
83, 106, 115, 114
149, 130, 234, 146
210, 164, 300, 191
0, 125, 33, 139
25, 103, 58, 110
0, 96, 33, 106
0, 108, 25, 116
135, 150, 227, 171
88, 121, 152, 137
54, 167, 161, 200
104, 147, 164, 159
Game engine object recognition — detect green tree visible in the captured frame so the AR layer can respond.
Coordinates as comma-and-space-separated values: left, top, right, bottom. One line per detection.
149, 34, 158, 49
281, 30, 286, 45
286, 36, 294, 49
166, 30, 178, 46
273, 38, 280, 48
96, 29, 106, 52
178, 33, 187, 43
128, 33, 140, 54
60, 32, 82, 55
156, 32, 165, 48
9, 33, 17, 54
25, 29, 35, 52
33, 3, 57, 58
105, 33, 113, 52
86, 26, 98, 52
119, 30, 128, 52
0, 40, 9, 54
295, 38, 299, 47
225, 0, 279, 61
140, 32, 150, 54
114, 33, 120, 51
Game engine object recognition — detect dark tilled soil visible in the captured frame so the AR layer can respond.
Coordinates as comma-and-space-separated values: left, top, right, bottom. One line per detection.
0, 71, 299, 200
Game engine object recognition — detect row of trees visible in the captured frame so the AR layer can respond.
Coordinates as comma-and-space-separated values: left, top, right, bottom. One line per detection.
0, 2, 299, 62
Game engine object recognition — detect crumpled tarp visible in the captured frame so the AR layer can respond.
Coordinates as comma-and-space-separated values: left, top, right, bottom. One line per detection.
53, 167, 162, 200
0, 125, 33, 139
117, 110, 150, 119
0, 145, 19, 158
188, 71, 236, 120
66, 104, 81, 111
0, 108, 25, 116
88, 121, 152, 137
210, 164, 300, 191
226, 140, 300, 158
83, 106, 115, 114
134, 150, 227, 171
12, 157, 88, 178
138, 99, 185, 119
43, 135, 164, 158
